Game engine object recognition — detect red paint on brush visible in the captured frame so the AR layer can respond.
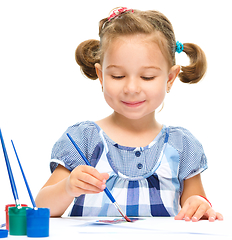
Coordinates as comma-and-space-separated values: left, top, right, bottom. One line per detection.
124, 215, 132, 222
116, 206, 132, 222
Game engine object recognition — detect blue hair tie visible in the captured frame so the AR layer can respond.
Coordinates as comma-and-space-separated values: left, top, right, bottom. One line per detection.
176, 41, 184, 53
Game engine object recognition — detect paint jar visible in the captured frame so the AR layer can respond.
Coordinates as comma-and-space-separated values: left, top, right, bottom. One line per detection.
0, 229, 8, 238
8, 206, 30, 235
26, 208, 50, 238
5, 204, 27, 230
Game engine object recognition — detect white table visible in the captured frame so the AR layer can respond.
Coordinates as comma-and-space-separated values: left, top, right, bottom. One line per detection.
2, 217, 231, 239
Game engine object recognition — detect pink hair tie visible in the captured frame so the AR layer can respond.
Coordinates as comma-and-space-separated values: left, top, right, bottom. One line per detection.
108, 7, 134, 22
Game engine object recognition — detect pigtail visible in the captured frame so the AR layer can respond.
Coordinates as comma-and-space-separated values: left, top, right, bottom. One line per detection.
75, 39, 100, 80
179, 43, 207, 84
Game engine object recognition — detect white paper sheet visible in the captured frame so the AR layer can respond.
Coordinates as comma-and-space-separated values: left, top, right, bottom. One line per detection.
1, 216, 231, 239
58, 217, 231, 238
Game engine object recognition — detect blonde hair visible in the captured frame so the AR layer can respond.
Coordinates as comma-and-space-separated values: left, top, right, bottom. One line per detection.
75, 8, 207, 84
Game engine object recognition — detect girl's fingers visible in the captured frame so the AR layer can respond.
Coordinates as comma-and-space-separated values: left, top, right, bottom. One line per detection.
181, 206, 223, 222
81, 167, 109, 190
67, 165, 109, 196
101, 172, 110, 181
215, 212, 224, 221
204, 209, 224, 222
175, 195, 224, 222
192, 204, 210, 222
81, 166, 107, 182
183, 202, 200, 221
76, 179, 105, 193
78, 171, 106, 190
174, 202, 189, 220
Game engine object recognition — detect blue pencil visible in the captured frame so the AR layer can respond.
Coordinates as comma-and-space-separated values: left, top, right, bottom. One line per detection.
0, 129, 21, 208
66, 133, 131, 222
11, 140, 37, 210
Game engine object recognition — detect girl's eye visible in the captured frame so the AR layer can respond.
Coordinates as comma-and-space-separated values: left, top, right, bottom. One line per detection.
141, 76, 155, 81
111, 75, 125, 79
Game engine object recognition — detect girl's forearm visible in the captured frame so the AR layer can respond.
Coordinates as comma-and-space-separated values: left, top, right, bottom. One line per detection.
35, 177, 74, 217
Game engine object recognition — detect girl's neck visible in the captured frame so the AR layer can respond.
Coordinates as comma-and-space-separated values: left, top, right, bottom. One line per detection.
111, 111, 160, 133
96, 111, 163, 148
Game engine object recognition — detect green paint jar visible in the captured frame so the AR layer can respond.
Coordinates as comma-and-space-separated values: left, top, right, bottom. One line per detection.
8, 206, 30, 235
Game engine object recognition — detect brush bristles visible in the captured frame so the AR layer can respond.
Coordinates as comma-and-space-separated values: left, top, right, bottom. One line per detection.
113, 202, 132, 222
124, 215, 132, 222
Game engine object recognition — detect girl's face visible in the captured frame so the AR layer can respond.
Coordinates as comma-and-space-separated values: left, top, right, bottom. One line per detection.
95, 34, 180, 121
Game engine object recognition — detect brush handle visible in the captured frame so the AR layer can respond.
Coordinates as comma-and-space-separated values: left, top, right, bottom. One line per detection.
66, 133, 116, 203
66, 133, 91, 166
0, 129, 20, 206
103, 187, 115, 203
11, 140, 37, 209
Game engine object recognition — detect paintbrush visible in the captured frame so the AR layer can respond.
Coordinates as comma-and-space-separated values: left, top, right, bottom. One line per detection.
0, 129, 21, 208
11, 140, 38, 210
66, 133, 131, 222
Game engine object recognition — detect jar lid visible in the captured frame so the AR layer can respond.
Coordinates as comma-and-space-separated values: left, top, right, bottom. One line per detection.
0, 229, 8, 238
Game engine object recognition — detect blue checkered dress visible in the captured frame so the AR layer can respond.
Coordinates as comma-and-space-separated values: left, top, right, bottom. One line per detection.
50, 121, 207, 217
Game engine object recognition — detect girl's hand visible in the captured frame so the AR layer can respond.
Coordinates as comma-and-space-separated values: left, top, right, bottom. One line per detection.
65, 165, 109, 197
175, 195, 223, 222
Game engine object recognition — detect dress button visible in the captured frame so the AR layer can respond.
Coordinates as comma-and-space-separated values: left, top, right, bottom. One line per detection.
135, 151, 141, 157
137, 163, 143, 169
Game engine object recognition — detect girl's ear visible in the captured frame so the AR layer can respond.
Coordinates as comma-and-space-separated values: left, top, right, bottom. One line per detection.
167, 65, 181, 92
95, 63, 103, 86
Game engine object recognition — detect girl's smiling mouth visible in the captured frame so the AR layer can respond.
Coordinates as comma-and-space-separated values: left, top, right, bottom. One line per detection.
121, 100, 146, 108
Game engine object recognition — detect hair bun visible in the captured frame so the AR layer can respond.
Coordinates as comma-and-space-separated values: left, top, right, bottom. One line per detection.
75, 39, 100, 80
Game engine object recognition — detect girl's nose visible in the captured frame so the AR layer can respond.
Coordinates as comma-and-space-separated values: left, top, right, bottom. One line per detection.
123, 78, 141, 94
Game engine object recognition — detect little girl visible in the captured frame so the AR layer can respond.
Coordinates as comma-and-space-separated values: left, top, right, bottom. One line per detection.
35, 7, 223, 221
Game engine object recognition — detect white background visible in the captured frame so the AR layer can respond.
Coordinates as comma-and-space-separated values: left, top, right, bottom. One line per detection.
0, 0, 231, 219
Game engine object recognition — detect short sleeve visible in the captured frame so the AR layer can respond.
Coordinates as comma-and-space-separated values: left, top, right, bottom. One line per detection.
50, 121, 102, 173
169, 127, 208, 183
